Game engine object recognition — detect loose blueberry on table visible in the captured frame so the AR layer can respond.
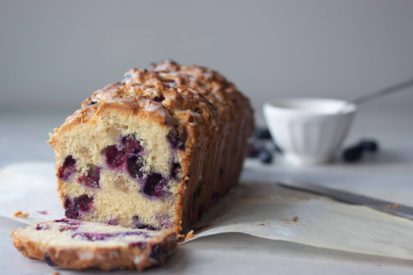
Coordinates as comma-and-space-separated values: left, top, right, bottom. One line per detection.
247, 143, 260, 158
247, 127, 278, 164
342, 145, 363, 163
254, 127, 272, 140
247, 142, 274, 164
258, 148, 273, 164
342, 138, 380, 163
359, 139, 379, 153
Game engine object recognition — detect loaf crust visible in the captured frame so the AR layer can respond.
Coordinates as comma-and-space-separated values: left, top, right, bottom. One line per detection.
12, 220, 176, 271
49, 60, 254, 233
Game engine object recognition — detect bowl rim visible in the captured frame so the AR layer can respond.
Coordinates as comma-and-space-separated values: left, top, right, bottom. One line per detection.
264, 97, 357, 117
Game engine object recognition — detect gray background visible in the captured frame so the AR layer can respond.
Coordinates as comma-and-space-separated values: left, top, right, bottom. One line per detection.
1, 0, 413, 114
2, 2, 413, 274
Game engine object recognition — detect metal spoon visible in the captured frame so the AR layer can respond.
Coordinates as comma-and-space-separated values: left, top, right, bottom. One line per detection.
351, 77, 413, 105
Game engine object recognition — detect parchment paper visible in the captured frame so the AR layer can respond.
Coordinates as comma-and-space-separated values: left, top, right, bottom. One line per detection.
1, 162, 413, 260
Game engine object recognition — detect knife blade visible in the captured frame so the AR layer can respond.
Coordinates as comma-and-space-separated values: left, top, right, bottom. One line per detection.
278, 182, 413, 221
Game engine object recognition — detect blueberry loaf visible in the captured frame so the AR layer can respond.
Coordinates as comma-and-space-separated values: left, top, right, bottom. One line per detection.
49, 60, 254, 233
11, 219, 176, 271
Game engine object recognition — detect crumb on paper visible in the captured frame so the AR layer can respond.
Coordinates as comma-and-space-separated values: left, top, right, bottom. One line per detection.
37, 210, 48, 215
14, 211, 29, 218
385, 203, 401, 209
183, 230, 195, 241
283, 216, 299, 224
53, 271, 60, 275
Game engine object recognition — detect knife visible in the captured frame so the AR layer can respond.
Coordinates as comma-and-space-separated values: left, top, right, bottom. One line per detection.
278, 182, 413, 221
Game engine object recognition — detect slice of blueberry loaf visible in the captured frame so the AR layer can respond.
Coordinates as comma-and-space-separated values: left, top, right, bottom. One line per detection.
49, 60, 254, 233
11, 219, 176, 271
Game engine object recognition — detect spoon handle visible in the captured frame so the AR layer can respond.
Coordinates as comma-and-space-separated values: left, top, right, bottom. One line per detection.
352, 77, 413, 105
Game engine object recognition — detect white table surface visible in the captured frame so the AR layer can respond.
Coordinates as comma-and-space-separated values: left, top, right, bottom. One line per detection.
1, 106, 413, 275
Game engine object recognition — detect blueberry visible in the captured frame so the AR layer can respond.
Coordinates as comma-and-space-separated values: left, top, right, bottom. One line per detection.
103, 135, 143, 170
44, 254, 55, 266
132, 215, 160, 230
254, 127, 272, 140
167, 130, 185, 150
121, 135, 142, 154
127, 156, 144, 179
35, 224, 50, 230
258, 149, 273, 164
107, 218, 119, 225
64, 198, 78, 219
143, 173, 168, 197
64, 195, 93, 219
149, 244, 163, 262
77, 195, 93, 212
54, 218, 81, 225
342, 145, 363, 163
170, 162, 181, 179
156, 213, 173, 228
247, 143, 259, 158
58, 155, 76, 181
78, 165, 100, 188
153, 95, 165, 102
359, 139, 379, 153
103, 145, 125, 169
59, 225, 79, 232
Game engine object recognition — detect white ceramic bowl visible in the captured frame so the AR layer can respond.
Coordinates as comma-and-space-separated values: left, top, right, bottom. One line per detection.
263, 98, 357, 166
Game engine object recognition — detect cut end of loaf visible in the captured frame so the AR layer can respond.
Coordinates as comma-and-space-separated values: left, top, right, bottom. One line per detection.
50, 104, 186, 231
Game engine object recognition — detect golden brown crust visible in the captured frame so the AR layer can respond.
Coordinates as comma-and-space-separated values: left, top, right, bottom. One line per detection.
11, 230, 176, 271
49, 60, 254, 234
